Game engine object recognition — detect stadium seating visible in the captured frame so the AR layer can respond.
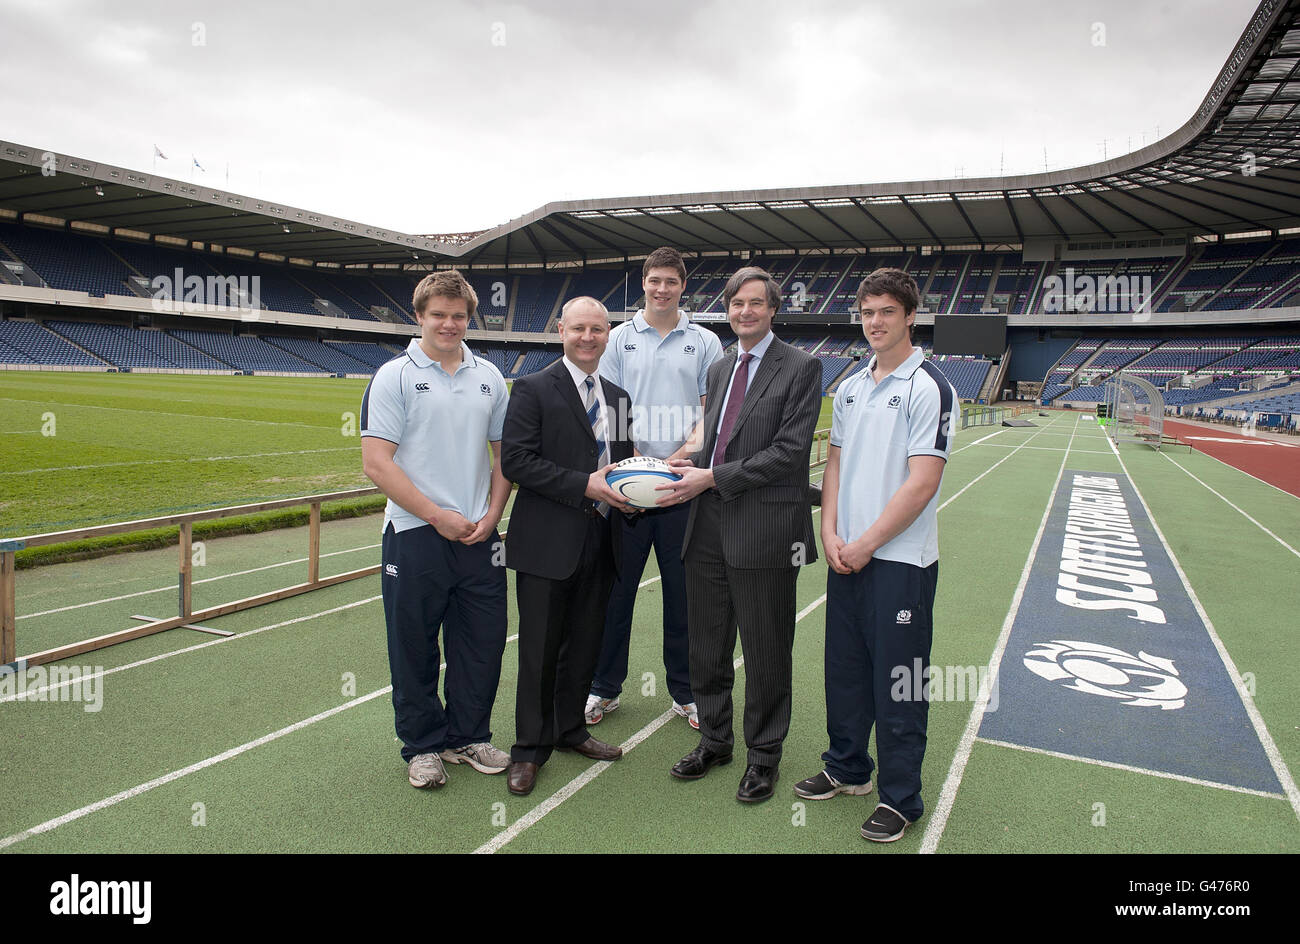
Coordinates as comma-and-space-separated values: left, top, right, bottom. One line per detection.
0, 320, 104, 365
168, 329, 320, 372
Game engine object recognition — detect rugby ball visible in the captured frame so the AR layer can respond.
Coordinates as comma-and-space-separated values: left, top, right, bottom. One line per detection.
606, 456, 682, 509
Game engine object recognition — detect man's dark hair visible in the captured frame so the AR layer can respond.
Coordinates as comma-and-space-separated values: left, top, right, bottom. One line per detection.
642, 247, 687, 283
722, 266, 781, 311
855, 267, 919, 315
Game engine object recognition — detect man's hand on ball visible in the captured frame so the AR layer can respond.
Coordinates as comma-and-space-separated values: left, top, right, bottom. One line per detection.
656, 462, 712, 506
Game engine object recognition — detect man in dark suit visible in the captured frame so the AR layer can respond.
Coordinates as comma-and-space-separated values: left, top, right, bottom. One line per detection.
500, 296, 636, 796
655, 267, 823, 803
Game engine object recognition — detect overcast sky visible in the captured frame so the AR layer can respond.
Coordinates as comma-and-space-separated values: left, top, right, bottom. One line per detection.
0, 0, 1261, 236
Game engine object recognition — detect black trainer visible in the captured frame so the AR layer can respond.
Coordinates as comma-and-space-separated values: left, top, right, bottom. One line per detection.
860, 804, 910, 842
793, 770, 873, 800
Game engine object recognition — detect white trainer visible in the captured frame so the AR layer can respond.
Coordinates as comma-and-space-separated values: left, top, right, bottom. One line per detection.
672, 701, 700, 730
584, 694, 619, 725
408, 752, 448, 788
440, 742, 510, 774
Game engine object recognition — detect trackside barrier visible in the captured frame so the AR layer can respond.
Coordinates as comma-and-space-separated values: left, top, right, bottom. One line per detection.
961, 405, 1029, 429
812, 427, 830, 468
0, 488, 381, 668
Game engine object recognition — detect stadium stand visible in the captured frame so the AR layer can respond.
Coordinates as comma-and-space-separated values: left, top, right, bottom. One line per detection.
0, 320, 104, 366
168, 329, 320, 373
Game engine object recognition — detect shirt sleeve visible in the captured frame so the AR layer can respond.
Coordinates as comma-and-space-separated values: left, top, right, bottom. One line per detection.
908, 371, 955, 460
698, 329, 722, 396
360, 363, 404, 444
488, 370, 508, 441
829, 383, 847, 448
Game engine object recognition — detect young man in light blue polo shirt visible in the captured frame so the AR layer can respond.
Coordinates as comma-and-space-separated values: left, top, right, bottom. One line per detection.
795, 267, 956, 843
361, 270, 512, 790
585, 247, 723, 729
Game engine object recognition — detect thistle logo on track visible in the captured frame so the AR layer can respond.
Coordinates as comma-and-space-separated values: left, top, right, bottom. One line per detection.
1023, 640, 1187, 709
979, 470, 1282, 794
896, 609, 912, 625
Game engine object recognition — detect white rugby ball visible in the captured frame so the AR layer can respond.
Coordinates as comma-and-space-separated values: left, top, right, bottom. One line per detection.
605, 456, 682, 509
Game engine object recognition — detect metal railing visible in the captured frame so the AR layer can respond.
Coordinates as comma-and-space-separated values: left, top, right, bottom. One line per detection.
1, 488, 381, 668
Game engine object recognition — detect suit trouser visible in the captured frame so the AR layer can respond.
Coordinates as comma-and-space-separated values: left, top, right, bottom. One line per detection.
685, 490, 798, 767
512, 514, 615, 765
381, 523, 507, 763
590, 503, 693, 705
821, 558, 938, 822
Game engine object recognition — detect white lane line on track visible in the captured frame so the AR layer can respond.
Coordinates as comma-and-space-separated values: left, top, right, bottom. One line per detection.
473, 593, 829, 855
2, 595, 384, 704
1158, 452, 1299, 560
1105, 434, 1300, 824
0, 632, 516, 850
19, 543, 382, 620
920, 411, 1082, 854
975, 737, 1286, 800
936, 412, 1069, 515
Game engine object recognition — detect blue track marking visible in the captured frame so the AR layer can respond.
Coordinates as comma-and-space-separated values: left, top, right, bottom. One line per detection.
978, 469, 1282, 794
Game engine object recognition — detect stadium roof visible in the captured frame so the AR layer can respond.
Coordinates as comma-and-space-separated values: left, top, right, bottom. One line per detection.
2, 0, 1298, 269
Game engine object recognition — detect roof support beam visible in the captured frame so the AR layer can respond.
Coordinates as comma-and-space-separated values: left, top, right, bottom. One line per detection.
849, 198, 907, 248
898, 195, 944, 248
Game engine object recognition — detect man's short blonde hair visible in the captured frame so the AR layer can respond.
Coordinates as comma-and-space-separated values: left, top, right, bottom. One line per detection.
412, 269, 478, 318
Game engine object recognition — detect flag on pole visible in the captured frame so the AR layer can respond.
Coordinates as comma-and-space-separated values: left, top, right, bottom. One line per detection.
153, 145, 168, 160
193, 157, 205, 172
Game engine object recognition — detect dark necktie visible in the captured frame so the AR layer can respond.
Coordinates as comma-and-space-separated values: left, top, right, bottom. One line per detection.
712, 352, 754, 467
585, 376, 610, 516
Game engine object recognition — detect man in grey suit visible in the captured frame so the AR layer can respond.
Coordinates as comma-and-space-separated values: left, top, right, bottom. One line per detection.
654, 266, 822, 803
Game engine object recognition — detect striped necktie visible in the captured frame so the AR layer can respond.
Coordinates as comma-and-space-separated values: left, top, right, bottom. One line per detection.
585, 376, 610, 516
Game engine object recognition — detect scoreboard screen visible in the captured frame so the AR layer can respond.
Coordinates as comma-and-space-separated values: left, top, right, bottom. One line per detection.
932, 314, 1007, 358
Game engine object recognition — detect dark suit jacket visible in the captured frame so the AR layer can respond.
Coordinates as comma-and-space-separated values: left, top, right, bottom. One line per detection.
683, 336, 822, 569
502, 359, 634, 581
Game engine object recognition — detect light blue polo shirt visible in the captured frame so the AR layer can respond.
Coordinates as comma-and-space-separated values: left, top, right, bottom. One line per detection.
360, 338, 508, 533
830, 347, 957, 567
599, 310, 722, 459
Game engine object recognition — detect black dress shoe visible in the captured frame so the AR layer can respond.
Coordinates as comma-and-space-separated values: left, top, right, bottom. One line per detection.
670, 744, 732, 780
736, 764, 779, 803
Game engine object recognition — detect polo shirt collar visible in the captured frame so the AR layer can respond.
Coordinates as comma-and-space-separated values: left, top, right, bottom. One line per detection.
406, 338, 476, 373
865, 345, 924, 382
632, 309, 689, 335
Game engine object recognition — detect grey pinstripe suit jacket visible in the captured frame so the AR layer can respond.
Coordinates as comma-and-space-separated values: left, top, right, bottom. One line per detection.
681, 336, 823, 569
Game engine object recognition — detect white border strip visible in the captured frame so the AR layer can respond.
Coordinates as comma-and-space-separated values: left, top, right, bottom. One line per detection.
976, 737, 1286, 800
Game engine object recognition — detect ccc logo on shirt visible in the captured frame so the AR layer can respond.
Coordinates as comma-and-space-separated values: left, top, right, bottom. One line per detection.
624, 343, 637, 351
414, 383, 430, 392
